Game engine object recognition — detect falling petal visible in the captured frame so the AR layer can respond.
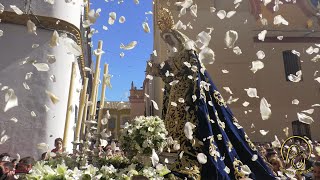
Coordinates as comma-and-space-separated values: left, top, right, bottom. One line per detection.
190, 4, 197, 17
108, 12, 116, 25
0, 135, 9, 144
311, 55, 320, 62
32, 44, 39, 48
151, 100, 159, 110
120, 52, 125, 58
27, 20, 37, 35
184, 122, 196, 140
292, 99, 299, 105
171, 102, 177, 107
311, 104, 320, 107
225, 30, 238, 48
222, 69, 229, 73
151, 149, 159, 167
199, 47, 215, 64
102, 25, 108, 30
283, 127, 289, 137
315, 77, 320, 83
93, 49, 104, 56
0, 30, 3, 37
297, 112, 314, 124
197, 153, 207, 164
10, 5, 23, 15
243, 101, 250, 107
119, 16, 126, 23
256, 50, 265, 60
271, 135, 281, 148
23, 82, 30, 90
31, 111, 36, 117
50, 30, 59, 47
223, 87, 233, 94
44, 0, 55, 4
233, 46, 242, 55
224, 166, 230, 174
4, 89, 18, 112
260, 97, 271, 120
217, 10, 226, 19
288, 70, 302, 82
50, 75, 56, 82
196, 31, 211, 50
302, 109, 314, 115
142, 22, 150, 33
258, 30, 267, 41
259, 130, 269, 136
44, 105, 50, 112
33, 63, 50, 71
134, 0, 139, 4
226, 11, 236, 18
263, 0, 272, 6
277, 36, 283, 40
274, 15, 289, 26
291, 50, 300, 57
10, 117, 18, 123
63, 39, 82, 56
173, 20, 187, 30
227, 96, 239, 104
120, 41, 137, 50
45, 90, 60, 104
250, 60, 264, 73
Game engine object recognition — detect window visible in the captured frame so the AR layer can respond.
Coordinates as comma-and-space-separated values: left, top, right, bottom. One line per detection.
282, 50, 302, 81
108, 117, 116, 129
292, 120, 311, 140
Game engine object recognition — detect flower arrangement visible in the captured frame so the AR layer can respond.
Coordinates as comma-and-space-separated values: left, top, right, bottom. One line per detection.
119, 116, 168, 158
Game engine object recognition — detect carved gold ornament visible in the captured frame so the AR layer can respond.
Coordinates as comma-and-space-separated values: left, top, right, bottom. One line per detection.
157, 8, 174, 32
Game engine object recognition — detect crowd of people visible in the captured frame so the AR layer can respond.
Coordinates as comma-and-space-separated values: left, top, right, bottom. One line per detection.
0, 138, 125, 180
1, 137, 320, 179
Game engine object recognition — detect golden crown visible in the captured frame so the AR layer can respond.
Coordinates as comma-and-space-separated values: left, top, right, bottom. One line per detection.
157, 8, 174, 32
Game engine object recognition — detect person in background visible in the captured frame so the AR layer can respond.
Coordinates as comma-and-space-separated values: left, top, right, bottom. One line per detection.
0, 162, 15, 180
269, 157, 284, 177
0, 153, 11, 167
15, 157, 35, 174
51, 138, 63, 153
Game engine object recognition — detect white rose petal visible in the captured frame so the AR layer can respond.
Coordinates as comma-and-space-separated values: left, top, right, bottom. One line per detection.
302, 109, 314, 115
0, 135, 9, 144
175, 0, 193, 16
27, 20, 37, 35
274, 15, 289, 26
227, 96, 239, 104
315, 77, 320, 83
311, 55, 320, 62
4, 89, 18, 112
259, 130, 269, 136
184, 122, 196, 140
199, 47, 215, 65
292, 99, 299, 105
242, 101, 250, 107
256, 50, 265, 60
226, 11, 236, 18
120, 41, 137, 50
260, 97, 272, 120
44, 0, 55, 4
222, 69, 229, 73
190, 4, 197, 17
223, 87, 233, 94
134, 0, 139, 4
251, 154, 258, 161
23, 82, 30, 90
102, 25, 108, 30
33, 63, 50, 71
31, 111, 37, 117
151, 100, 159, 110
288, 70, 302, 82
277, 36, 283, 40
44, 105, 50, 112
151, 149, 159, 167
263, 0, 272, 6
245, 88, 259, 98
10, 117, 18, 123
297, 112, 314, 124
37, 143, 49, 151
146, 75, 153, 80
178, 98, 185, 103
192, 95, 197, 102
258, 30, 267, 41
100, 139, 108, 147
0, 30, 3, 37
233, 46, 242, 55
210, 7, 216, 13
250, 60, 264, 73
196, 31, 212, 50
197, 153, 207, 164
142, 22, 150, 33
119, 16, 126, 23
311, 104, 320, 107
225, 30, 238, 48
50, 30, 59, 47
32, 44, 39, 48
291, 50, 300, 57
171, 102, 177, 107
108, 12, 116, 25
283, 127, 289, 137
217, 10, 226, 19
10, 5, 23, 15
47, 55, 56, 64
45, 90, 60, 104
271, 135, 281, 148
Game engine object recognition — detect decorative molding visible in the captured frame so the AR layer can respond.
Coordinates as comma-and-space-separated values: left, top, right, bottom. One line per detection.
0, 11, 87, 78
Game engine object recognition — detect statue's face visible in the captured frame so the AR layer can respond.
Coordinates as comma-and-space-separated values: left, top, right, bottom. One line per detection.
161, 31, 182, 57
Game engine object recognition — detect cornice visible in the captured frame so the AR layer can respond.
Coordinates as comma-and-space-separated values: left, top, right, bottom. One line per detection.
0, 11, 87, 78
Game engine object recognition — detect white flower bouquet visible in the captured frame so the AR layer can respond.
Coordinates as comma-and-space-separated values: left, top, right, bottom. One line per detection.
120, 116, 168, 158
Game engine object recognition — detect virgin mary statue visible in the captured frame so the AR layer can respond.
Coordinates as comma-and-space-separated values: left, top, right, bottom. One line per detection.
146, 8, 275, 180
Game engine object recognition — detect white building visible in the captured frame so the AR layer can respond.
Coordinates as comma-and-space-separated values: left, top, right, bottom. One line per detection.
0, 0, 92, 158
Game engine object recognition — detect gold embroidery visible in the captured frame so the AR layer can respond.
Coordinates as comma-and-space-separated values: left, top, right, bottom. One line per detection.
213, 90, 227, 107
233, 158, 247, 179
245, 133, 257, 151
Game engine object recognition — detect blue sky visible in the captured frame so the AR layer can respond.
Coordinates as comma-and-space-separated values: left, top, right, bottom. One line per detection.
91, 0, 153, 101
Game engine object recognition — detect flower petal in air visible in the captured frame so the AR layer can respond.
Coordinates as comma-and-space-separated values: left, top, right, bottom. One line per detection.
225, 30, 238, 48
142, 22, 150, 33
197, 153, 207, 164
10, 5, 23, 15
199, 47, 215, 65
33, 63, 50, 71
27, 20, 37, 35
120, 41, 137, 50
250, 60, 264, 73
297, 112, 314, 124
4, 89, 18, 112
260, 97, 271, 120
217, 10, 226, 19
